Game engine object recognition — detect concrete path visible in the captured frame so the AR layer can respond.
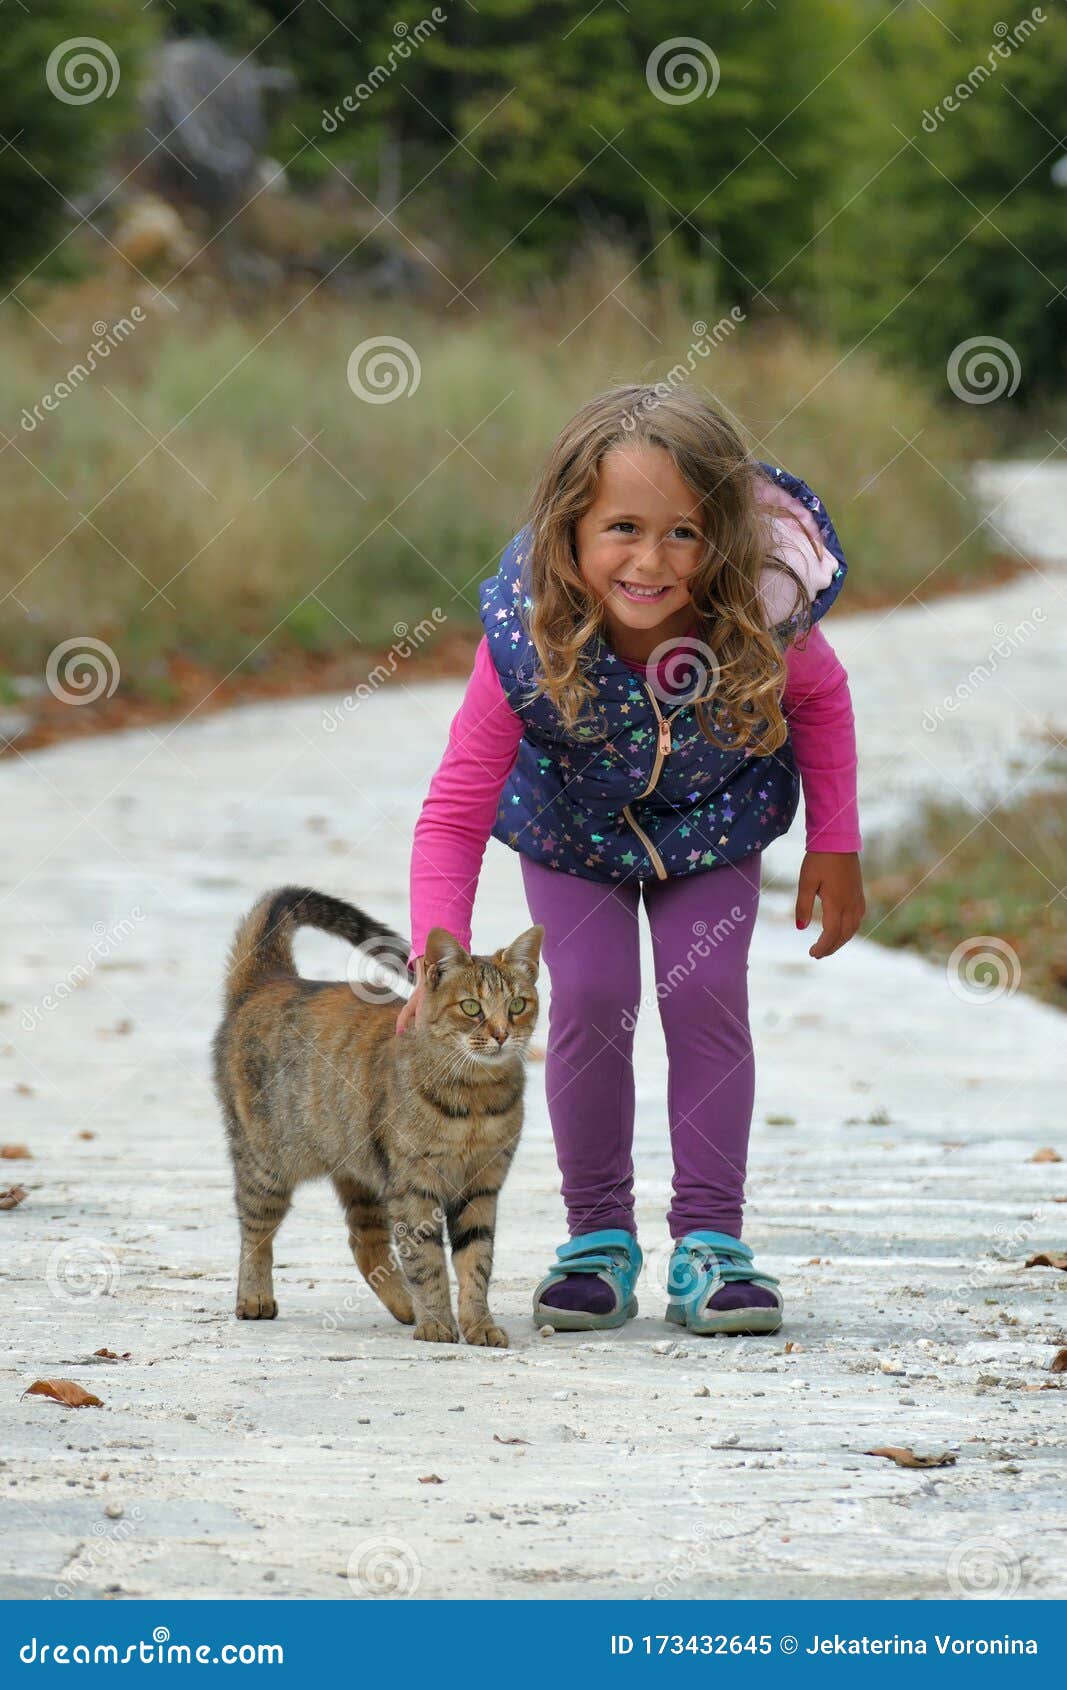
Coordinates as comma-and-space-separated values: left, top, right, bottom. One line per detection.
2, 467, 1065, 1601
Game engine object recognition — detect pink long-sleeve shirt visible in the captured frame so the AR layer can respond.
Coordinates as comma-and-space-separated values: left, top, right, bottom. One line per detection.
408, 514, 861, 965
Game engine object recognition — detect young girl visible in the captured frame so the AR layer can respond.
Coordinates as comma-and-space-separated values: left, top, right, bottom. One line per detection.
397, 385, 863, 1338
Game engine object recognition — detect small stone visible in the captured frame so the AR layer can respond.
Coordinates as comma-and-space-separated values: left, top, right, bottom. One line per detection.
262, 1570, 276, 1581
551, 1389, 573, 1401
898, 1395, 916, 1406
651, 1340, 674, 1356
538, 1325, 554, 1338
103, 1502, 123, 1519
978, 1374, 1001, 1387
183, 1412, 197, 1421
879, 1359, 905, 1376
357, 1417, 370, 1424
721, 1432, 740, 1446
694, 1384, 710, 1398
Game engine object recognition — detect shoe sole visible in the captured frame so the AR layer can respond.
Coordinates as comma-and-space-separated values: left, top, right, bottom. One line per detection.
533, 1295, 638, 1332
666, 1302, 782, 1337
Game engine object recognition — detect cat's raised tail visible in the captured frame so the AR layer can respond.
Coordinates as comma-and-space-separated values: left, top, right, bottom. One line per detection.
223, 885, 410, 1008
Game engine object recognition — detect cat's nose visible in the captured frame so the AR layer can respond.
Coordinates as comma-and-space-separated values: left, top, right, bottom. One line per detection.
489, 1026, 508, 1046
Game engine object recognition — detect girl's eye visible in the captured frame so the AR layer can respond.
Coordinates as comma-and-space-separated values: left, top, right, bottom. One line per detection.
460, 999, 482, 1017
673, 526, 699, 540
611, 521, 637, 534
508, 997, 527, 1015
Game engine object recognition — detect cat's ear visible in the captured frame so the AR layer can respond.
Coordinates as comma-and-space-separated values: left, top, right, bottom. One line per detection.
500, 924, 544, 982
423, 926, 471, 988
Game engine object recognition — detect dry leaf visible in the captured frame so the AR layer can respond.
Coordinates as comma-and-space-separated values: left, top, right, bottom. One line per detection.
1024, 1252, 1067, 1272
78, 1130, 95, 1141
24, 1379, 103, 1408
0, 1185, 28, 1210
1031, 1147, 1062, 1163
93, 1348, 131, 1362
492, 1434, 530, 1445
784, 1340, 803, 1353
806, 1257, 823, 1265
1052, 1196, 1067, 1204
865, 1446, 956, 1469
0, 1144, 32, 1159
417, 1473, 443, 1484
1050, 1349, 1067, 1374
14, 1083, 34, 1096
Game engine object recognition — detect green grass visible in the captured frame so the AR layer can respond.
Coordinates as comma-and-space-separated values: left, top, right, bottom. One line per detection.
2, 252, 998, 695
863, 780, 1067, 1011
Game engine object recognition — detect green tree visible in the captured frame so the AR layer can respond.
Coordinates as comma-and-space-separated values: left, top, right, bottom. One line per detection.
0, 0, 156, 285
823, 0, 1067, 399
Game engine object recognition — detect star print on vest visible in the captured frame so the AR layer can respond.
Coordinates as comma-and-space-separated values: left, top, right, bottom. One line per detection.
478, 461, 847, 885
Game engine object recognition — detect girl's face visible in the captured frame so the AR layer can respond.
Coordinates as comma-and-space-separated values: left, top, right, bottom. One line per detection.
574, 444, 704, 656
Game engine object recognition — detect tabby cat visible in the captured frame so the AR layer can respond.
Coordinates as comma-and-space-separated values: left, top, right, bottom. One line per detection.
213, 886, 542, 1346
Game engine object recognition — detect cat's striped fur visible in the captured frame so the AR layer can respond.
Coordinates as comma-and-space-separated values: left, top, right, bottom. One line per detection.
213, 886, 542, 1346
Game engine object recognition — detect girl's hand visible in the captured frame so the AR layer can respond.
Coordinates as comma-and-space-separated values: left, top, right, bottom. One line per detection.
396, 956, 425, 1034
795, 852, 865, 959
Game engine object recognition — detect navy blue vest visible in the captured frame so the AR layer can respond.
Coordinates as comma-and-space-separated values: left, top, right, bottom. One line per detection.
478, 462, 847, 885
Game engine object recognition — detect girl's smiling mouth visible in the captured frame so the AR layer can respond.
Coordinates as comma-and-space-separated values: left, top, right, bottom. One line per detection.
615, 580, 672, 603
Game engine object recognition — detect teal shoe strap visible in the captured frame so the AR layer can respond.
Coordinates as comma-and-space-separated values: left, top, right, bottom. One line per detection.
670, 1230, 780, 1296
536, 1229, 642, 1310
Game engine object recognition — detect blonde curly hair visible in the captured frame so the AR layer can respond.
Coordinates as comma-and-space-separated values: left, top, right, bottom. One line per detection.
522, 385, 811, 755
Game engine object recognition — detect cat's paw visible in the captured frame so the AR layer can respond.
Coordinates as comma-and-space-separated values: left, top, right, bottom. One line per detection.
236, 1294, 278, 1319
413, 1317, 459, 1344
463, 1320, 509, 1348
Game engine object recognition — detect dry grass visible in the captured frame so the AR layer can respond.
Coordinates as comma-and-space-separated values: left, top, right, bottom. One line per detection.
2, 250, 997, 696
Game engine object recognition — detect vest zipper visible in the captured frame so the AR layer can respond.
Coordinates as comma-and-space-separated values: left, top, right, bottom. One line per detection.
621, 683, 689, 881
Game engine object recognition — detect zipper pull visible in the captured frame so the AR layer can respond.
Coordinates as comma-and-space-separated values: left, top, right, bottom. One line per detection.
657, 717, 672, 757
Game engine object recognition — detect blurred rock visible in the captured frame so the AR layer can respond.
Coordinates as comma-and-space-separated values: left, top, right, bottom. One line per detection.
134, 38, 296, 222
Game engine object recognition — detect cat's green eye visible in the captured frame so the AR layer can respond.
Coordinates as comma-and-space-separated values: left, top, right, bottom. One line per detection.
508, 997, 527, 1015
460, 999, 482, 1017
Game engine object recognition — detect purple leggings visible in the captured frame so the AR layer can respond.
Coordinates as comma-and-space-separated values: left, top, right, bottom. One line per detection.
520, 852, 762, 1242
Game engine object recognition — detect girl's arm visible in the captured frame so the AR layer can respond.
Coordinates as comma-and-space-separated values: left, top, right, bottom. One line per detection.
782, 626, 861, 854
407, 636, 524, 971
